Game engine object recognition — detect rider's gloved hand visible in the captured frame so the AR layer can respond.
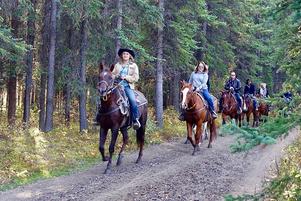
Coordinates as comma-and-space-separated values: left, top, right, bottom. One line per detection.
230, 87, 234, 91
196, 87, 202, 92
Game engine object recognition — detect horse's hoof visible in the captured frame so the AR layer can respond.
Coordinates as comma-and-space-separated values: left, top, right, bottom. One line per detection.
207, 144, 212, 148
116, 155, 124, 166
104, 168, 111, 174
135, 158, 142, 164
102, 156, 109, 161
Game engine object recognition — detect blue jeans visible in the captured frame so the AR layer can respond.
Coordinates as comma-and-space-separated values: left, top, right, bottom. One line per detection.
201, 89, 215, 112
234, 93, 242, 108
124, 86, 140, 120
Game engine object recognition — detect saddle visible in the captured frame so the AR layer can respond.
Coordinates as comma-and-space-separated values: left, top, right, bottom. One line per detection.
195, 92, 215, 121
117, 87, 148, 127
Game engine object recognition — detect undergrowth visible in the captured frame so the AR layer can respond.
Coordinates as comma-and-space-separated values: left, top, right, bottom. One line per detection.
219, 96, 301, 153
0, 107, 186, 191
224, 96, 301, 200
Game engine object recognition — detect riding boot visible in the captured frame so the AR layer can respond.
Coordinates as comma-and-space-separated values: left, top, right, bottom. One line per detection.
133, 118, 141, 130
237, 107, 242, 114
210, 110, 218, 119
218, 99, 223, 113
93, 111, 101, 126
178, 112, 185, 121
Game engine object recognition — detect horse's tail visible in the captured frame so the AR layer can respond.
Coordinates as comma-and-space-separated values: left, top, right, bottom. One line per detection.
136, 126, 145, 146
209, 118, 217, 141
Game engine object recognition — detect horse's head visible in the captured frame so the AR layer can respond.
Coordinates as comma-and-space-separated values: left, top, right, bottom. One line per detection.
180, 80, 194, 110
220, 90, 233, 111
97, 63, 115, 99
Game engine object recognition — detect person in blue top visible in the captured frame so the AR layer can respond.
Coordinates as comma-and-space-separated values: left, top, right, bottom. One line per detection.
112, 48, 141, 130
243, 78, 258, 111
179, 61, 217, 120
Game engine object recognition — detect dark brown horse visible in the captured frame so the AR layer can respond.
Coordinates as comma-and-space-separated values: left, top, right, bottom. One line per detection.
257, 96, 269, 121
97, 66, 147, 174
242, 94, 259, 127
180, 81, 217, 155
220, 90, 242, 127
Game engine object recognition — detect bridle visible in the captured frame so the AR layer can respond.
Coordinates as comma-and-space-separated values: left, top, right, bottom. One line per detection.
222, 91, 235, 111
98, 79, 117, 101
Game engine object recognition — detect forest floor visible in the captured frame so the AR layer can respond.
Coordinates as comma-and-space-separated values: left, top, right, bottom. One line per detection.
0, 126, 299, 201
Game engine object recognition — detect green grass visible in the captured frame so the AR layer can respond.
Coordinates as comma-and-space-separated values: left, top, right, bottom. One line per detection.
0, 107, 186, 191
0, 157, 102, 191
219, 111, 301, 153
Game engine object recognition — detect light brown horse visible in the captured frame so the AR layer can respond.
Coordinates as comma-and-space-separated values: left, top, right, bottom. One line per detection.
220, 90, 242, 127
180, 81, 217, 155
242, 94, 259, 127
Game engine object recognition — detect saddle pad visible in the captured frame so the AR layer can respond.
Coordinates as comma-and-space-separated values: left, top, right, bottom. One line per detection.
134, 90, 148, 106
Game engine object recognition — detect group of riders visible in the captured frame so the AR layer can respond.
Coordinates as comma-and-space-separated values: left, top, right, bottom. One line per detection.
178, 61, 270, 122
97, 47, 271, 128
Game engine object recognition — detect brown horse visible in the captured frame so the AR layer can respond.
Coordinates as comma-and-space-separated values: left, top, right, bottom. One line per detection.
242, 94, 259, 127
97, 65, 148, 174
180, 81, 217, 155
220, 90, 242, 127
257, 97, 269, 121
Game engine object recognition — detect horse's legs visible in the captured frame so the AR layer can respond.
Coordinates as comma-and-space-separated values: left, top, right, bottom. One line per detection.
136, 125, 145, 164
222, 113, 226, 124
208, 118, 217, 148
186, 123, 194, 148
253, 111, 259, 127
99, 128, 109, 161
193, 122, 203, 155
246, 112, 250, 126
238, 114, 242, 127
203, 122, 208, 140
104, 128, 119, 174
117, 127, 129, 166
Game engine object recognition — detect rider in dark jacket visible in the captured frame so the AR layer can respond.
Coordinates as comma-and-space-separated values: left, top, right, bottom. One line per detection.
243, 79, 258, 111
221, 71, 242, 113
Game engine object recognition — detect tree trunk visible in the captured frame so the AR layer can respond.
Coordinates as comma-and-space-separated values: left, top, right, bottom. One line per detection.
115, 0, 123, 61
23, 0, 36, 124
39, 0, 51, 131
79, 18, 88, 132
172, 71, 180, 111
7, 0, 19, 126
44, 0, 57, 132
155, 0, 164, 128
64, 26, 74, 126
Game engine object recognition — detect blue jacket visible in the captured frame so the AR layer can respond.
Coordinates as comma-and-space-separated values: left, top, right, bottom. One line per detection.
225, 78, 241, 93
244, 84, 256, 95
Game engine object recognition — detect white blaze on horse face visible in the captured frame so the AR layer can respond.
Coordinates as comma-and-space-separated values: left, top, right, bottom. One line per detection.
181, 87, 189, 109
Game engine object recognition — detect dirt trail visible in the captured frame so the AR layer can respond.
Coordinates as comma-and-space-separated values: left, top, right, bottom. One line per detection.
0, 127, 299, 201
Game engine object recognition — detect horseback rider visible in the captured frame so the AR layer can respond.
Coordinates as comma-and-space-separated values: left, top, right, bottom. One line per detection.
222, 71, 242, 114
258, 82, 269, 98
111, 48, 141, 130
179, 61, 217, 120
243, 78, 258, 111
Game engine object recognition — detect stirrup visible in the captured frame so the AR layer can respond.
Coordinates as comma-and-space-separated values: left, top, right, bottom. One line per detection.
211, 111, 218, 119
178, 114, 185, 121
133, 119, 141, 130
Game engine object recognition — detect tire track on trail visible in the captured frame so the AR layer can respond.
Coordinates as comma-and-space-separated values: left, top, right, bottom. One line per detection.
0, 127, 299, 201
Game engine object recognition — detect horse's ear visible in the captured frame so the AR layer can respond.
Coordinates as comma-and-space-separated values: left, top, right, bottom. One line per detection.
110, 64, 115, 72
180, 80, 184, 87
99, 62, 105, 73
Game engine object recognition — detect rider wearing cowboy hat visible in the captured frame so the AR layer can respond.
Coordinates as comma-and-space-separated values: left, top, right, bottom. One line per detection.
112, 48, 141, 130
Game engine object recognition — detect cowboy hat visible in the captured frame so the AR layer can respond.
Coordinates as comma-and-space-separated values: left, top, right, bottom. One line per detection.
118, 48, 135, 58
